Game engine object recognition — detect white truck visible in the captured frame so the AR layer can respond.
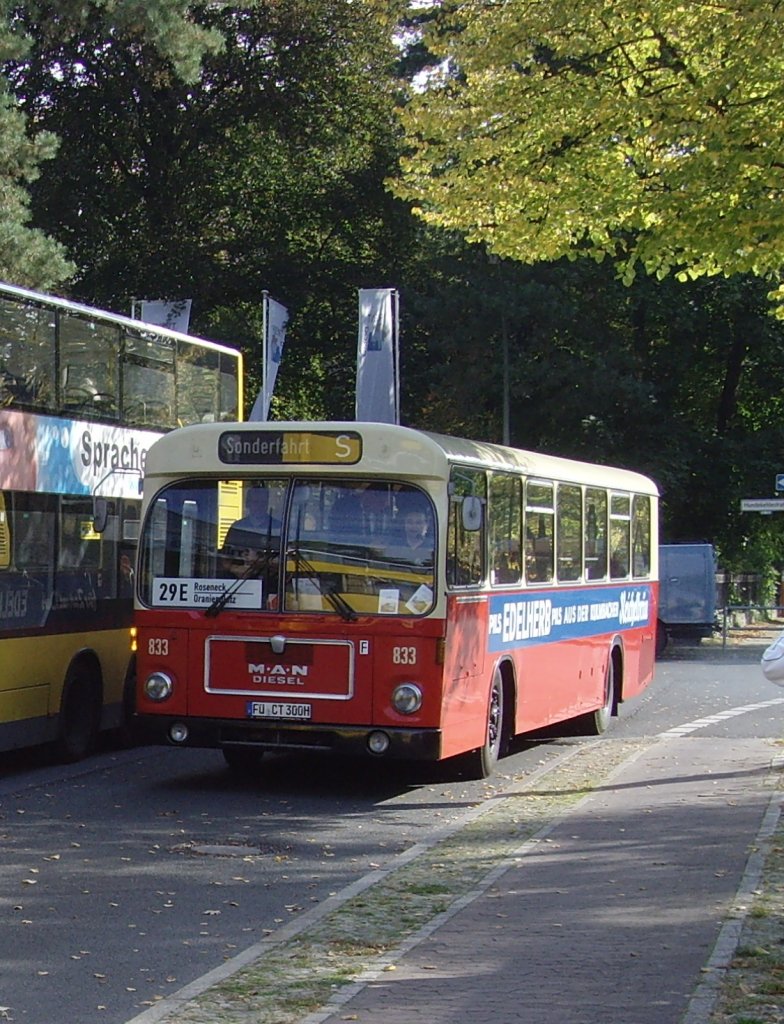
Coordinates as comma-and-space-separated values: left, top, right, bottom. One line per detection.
657, 543, 717, 655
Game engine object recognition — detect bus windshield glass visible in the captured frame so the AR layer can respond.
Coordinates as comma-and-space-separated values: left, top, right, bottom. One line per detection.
139, 478, 436, 617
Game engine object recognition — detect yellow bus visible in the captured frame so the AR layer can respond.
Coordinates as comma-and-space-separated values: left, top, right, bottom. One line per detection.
0, 281, 242, 759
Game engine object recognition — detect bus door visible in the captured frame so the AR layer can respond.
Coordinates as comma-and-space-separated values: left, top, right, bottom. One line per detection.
442, 470, 489, 753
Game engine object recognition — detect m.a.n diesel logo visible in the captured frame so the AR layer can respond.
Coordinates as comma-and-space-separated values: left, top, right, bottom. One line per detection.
247, 662, 309, 687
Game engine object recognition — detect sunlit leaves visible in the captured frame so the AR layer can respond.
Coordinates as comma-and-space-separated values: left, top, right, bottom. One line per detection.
394, 1, 784, 310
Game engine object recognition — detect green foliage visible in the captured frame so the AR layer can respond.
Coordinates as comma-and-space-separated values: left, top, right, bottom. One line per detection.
394, 1, 784, 310
396, 235, 784, 569
0, 0, 222, 288
1, 0, 784, 585
10, 0, 416, 418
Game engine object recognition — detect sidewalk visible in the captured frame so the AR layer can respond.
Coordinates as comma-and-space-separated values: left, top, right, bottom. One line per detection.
305, 736, 781, 1024
140, 729, 783, 1024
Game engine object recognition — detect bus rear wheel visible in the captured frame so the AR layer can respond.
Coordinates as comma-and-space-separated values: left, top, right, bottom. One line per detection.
55, 667, 102, 763
463, 668, 505, 779
573, 656, 616, 736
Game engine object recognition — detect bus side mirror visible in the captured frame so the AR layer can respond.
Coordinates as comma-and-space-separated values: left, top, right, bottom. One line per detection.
462, 495, 483, 532
93, 497, 109, 534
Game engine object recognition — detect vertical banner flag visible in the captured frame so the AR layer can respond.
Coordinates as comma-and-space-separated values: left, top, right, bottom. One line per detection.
138, 300, 192, 333
249, 293, 288, 421
356, 288, 399, 424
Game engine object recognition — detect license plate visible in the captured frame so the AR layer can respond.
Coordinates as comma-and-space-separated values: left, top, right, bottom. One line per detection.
246, 701, 312, 720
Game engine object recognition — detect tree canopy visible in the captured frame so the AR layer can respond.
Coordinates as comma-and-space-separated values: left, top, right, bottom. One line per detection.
12, 1, 419, 418
0, 0, 784, 580
394, 1, 784, 308
0, 0, 221, 288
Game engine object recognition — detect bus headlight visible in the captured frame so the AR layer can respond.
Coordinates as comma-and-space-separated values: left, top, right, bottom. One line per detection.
391, 682, 422, 714
144, 671, 173, 702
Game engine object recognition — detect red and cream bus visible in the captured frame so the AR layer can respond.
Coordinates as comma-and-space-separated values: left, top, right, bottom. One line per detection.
133, 421, 658, 777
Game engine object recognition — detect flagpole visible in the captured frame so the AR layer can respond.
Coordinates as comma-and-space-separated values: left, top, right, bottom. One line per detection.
261, 289, 269, 422
502, 309, 510, 445
393, 289, 400, 425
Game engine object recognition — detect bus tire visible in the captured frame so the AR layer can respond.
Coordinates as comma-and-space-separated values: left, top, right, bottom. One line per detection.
55, 664, 102, 763
573, 654, 616, 737
463, 668, 505, 779
223, 747, 265, 774
656, 619, 668, 657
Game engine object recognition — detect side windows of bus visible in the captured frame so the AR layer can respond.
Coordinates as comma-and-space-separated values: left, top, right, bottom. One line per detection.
449, 468, 653, 590
489, 473, 522, 586
525, 482, 554, 584
447, 467, 486, 587
523, 483, 646, 585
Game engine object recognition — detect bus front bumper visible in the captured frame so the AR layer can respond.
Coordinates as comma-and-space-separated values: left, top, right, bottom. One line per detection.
132, 714, 443, 762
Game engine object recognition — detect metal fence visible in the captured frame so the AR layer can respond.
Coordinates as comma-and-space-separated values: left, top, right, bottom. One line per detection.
720, 604, 784, 647
715, 571, 765, 608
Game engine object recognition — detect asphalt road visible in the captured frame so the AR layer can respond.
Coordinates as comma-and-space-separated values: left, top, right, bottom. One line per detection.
0, 637, 780, 1024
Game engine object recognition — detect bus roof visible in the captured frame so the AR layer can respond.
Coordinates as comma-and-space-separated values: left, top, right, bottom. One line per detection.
143, 421, 659, 495
0, 280, 238, 356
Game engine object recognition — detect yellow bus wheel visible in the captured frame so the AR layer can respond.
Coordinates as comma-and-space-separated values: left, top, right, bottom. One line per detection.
55, 663, 102, 763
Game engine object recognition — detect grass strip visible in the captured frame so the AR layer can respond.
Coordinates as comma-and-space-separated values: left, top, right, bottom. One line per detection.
159, 739, 648, 1024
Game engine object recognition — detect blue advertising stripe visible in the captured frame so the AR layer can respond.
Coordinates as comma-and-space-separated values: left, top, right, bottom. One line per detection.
487, 584, 655, 651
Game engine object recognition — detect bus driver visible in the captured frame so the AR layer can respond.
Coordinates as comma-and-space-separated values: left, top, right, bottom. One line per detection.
220, 486, 281, 580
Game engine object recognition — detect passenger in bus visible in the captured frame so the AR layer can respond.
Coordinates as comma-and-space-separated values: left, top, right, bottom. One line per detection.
119, 552, 135, 596
493, 540, 521, 584
525, 532, 553, 582
59, 514, 87, 568
225, 487, 280, 548
392, 507, 434, 567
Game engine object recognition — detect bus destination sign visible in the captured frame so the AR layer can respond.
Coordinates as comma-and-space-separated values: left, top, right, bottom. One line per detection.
218, 430, 362, 466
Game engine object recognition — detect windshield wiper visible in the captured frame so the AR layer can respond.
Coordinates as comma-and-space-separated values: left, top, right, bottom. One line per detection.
205, 551, 273, 618
288, 544, 357, 623
323, 582, 358, 622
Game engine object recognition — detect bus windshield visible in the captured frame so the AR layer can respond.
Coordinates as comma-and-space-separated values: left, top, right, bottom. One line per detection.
139, 478, 436, 617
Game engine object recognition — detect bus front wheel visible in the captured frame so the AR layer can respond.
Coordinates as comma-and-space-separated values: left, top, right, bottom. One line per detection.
55, 666, 102, 763
463, 668, 505, 779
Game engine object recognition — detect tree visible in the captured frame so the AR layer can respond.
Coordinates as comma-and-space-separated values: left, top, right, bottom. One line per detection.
395, 228, 784, 569
0, 0, 221, 289
393, 1, 784, 309
10, 1, 417, 417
